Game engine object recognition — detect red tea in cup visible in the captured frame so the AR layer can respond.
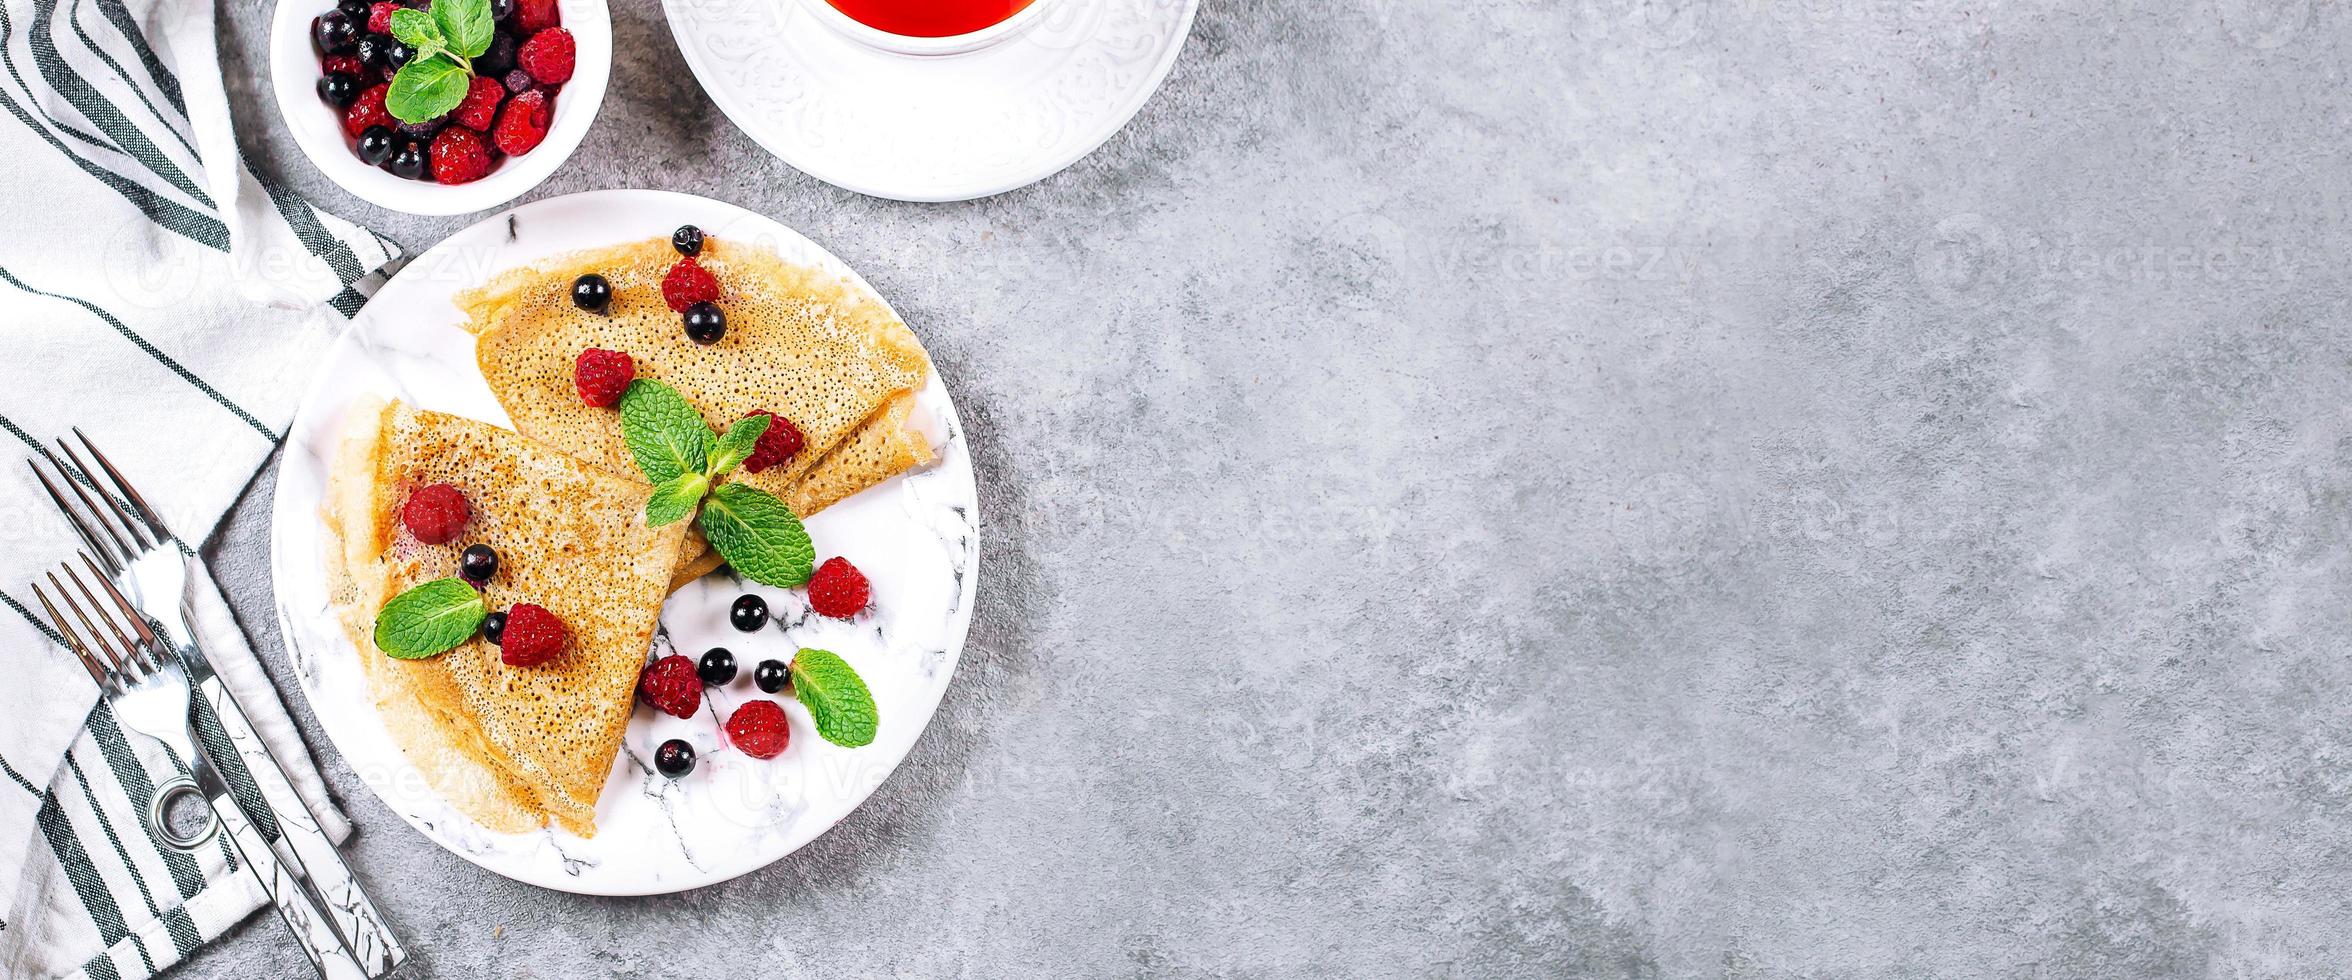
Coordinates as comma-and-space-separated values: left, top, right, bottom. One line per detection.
824, 0, 1037, 38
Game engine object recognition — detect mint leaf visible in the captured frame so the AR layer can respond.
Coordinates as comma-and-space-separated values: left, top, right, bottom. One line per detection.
372, 578, 486, 659
790, 649, 878, 747
619, 379, 714, 484
706, 413, 771, 478
386, 54, 470, 123
645, 472, 709, 527
386, 8, 443, 52
698, 483, 814, 587
431, 0, 493, 59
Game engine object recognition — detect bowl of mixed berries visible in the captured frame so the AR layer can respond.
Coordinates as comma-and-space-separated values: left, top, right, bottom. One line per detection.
271, 0, 609, 214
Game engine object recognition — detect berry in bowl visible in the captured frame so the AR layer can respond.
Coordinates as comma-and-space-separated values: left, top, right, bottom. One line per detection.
274, 0, 607, 215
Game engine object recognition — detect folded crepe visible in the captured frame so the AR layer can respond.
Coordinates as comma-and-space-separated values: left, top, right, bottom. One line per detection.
455, 238, 933, 590
323, 397, 685, 837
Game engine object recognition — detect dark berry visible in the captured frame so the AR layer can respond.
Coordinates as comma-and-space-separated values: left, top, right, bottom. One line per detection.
672, 225, 704, 257
683, 302, 726, 345
397, 114, 447, 138
698, 648, 737, 685
338, 0, 370, 19
753, 659, 788, 694
654, 739, 695, 778
355, 125, 396, 165
730, 593, 768, 632
387, 137, 429, 180
502, 68, 535, 94
476, 32, 518, 76
317, 71, 361, 108
460, 544, 498, 583
571, 273, 612, 312
386, 40, 416, 70
489, 0, 516, 21
313, 11, 359, 54
482, 610, 507, 645
353, 32, 391, 68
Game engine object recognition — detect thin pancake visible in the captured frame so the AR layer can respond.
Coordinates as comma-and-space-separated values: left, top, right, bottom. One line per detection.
323, 397, 684, 837
457, 237, 930, 498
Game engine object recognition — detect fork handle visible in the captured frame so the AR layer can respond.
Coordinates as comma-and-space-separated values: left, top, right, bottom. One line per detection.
182, 742, 375, 980
190, 671, 407, 975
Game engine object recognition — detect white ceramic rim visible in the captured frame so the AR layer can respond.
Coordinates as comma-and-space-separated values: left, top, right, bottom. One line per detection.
661, 0, 1200, 202
268, 189, 981, 894
797, 0, 1059, 56
267, 0, 612, 216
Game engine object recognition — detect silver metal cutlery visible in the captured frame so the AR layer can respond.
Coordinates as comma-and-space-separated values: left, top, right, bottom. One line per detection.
26, 432, 406, 978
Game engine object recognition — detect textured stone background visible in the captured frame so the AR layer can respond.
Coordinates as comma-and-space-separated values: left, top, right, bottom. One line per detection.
188, 0, 2352, 975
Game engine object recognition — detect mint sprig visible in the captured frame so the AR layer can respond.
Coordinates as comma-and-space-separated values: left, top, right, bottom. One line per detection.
616, 378, 814, 584
372, 577, 486, 659
383, 0, 493, 123
790, 649, 878, 747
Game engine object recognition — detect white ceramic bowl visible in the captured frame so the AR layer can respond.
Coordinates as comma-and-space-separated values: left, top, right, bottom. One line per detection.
268, 0, 611, 216
798, 0, 1057, 56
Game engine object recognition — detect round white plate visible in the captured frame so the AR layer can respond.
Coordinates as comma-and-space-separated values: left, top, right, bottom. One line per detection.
269, 189, 979, 895
661, 0, 1200, 202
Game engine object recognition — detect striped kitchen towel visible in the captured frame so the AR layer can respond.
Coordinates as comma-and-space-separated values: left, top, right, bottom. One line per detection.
0, 0, 399, 971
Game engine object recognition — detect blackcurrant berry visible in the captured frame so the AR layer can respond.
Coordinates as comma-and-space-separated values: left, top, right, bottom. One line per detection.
698, 647, 737, 685
482, 610, 508, 645
729, 593, 767, 632
672, 225, 704, 257
753, 659, 788, 694
317, 71, 361, 108
355, 125, 396, 165
654, 739, 695, 778
387, 138, 429, 180
683, 302, 726, 345
460, 544, 498, 583
313, 11, 359, 54
571, 273, 612, 312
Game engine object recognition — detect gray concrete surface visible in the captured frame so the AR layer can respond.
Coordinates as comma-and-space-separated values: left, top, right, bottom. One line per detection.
187, 0, 2352, 975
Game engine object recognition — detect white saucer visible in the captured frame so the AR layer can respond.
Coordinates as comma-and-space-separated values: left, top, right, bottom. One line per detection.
661, 0, 1200, 202
269, 189, 979, 894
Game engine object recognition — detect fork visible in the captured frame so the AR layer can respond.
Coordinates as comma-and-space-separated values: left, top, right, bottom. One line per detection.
30, 432, 406, 975
31, 560, 373, 980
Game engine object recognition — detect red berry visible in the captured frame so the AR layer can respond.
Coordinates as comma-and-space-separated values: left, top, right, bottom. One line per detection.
740, 410, 804, 474
429, 126, 492, 184
400, 483, 468, 544
637, 655, 701, 718
573, 348, 634, 407
366, 1, 397, 32
724, 700, 789, 759
515, 0, 560, 32
322, 54, 365, 77
806, 557, 870, 619
452, 75, 505, 131
517, 27, 575, 85
491, 88, 551, 155
660, 258, 719, 313
498, 603, 567, 666
342, 83, 391, 139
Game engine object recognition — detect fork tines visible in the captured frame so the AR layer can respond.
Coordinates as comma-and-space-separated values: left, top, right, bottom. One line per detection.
27, 430, 175, 576
30, 555, 161, 687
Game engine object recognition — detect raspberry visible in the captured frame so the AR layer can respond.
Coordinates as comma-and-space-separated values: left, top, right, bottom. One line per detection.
806, 557, 870, 618
452, 75, 505, 131
430, 126, 492, 184
515, 0, 560, 32
724, 700, 789, 759
400, 483, 468, 544
740, 410, 804, 474
498, 603, 567, 666
366, 1, 397, 32
573, 348, 634, 407
342, 83, 391, 139
491, 88, 551, 155
322, 54, 365, 77
517, 27, 575, 85
660, 257, 719, 312
637, 655, 701, 718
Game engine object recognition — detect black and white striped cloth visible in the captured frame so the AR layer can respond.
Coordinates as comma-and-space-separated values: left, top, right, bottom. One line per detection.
0, 0, 399, 973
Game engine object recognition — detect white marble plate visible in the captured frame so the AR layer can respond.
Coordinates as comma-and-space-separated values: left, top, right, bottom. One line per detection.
268, 189, 979, 895
661, 0, 1200, 202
